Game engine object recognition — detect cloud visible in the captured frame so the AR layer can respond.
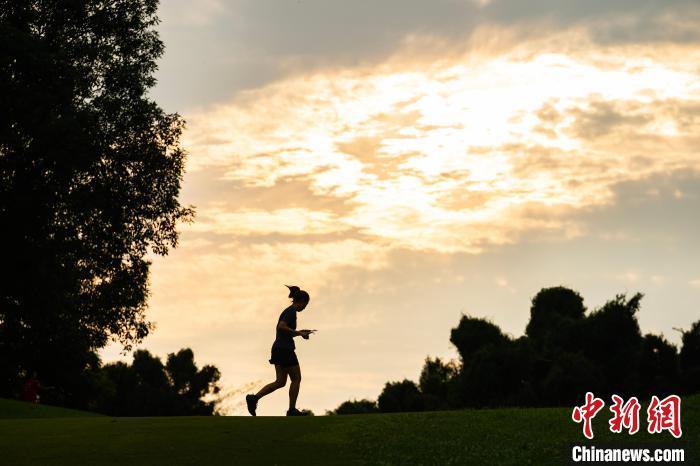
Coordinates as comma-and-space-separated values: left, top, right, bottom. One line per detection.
159, 0, 226, 27
188, 207, 349, 237
650, 275, 668, 286
222, 0, 700, 61
153, 0, 700, 110
482, 0, 700, 43
181, 32, 700, 258
564, 99, 654, 140
614, 271, 641, 284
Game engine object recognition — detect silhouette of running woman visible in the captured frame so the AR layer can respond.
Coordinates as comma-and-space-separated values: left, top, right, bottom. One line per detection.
246, 285, 315, 416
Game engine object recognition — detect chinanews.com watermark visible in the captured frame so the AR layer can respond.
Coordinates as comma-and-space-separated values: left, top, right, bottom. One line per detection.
570, 444, 685, 463
568, 392, 687, 464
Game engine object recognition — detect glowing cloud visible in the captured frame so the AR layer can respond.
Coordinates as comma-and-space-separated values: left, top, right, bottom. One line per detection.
182, 29, 700, 257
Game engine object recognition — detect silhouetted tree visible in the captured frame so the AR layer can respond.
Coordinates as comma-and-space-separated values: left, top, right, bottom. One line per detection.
526, 286, 586, 351
419, 357, 458, 410
96, 348, 220, 416
580, 293, 644, 396
331, 287, 695, 414
457, 337, 536, 407
0, 1, 191, 403
450, 316, 507, 363
638, 334, 679, 397
378, 380, 424, 413
680, 320, 700, 393
539, 351, 603, 406
166, 348, 221, 404
332, 399, 379, 415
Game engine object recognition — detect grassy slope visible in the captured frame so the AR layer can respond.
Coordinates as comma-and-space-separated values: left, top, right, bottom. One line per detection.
0, 398, 102, 419
0, 396, 696, 465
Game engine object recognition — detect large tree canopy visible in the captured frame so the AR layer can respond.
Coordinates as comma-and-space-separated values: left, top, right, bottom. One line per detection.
525, 286, 586, 350
0, 1, 191, 399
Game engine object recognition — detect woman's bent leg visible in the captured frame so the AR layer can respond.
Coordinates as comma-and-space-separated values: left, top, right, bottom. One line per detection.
255, 365, 288, 399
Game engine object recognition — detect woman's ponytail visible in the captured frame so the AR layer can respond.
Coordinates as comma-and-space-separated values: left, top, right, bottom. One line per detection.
285, 285, 300, 299
285, 285, 310, 304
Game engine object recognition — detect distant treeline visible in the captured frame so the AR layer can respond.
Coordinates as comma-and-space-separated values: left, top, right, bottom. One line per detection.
92, 348, 221, 416
330, 287, 700, 414
15, 348, 221, 416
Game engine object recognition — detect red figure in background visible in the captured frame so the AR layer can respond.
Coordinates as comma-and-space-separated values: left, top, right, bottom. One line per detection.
21, 371, 41, 403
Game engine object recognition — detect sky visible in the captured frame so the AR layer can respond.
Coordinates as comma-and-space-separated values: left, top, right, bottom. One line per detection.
100, 0, 700, 415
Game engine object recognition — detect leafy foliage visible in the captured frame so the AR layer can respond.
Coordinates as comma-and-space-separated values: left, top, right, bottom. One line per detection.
330, 399, 379, 415
680, 321, 700, 393
0, 1, 191, 402
419, 357, 458, 410
639, 333, 679, 397
449, 316, 506, 362
377, 380, 424, 413
526, 286, 586, 351
95, 348, 220, 416
333, 287, 698, 413
579, 293, 643, 396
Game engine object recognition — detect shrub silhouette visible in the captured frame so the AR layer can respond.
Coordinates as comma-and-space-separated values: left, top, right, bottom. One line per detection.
450, 316, 507, 363
419, 357, 458, 410
95, 348, 220, 416
457, 337, 535, 407
330, 399, 379, 415
639, 334, 679, 397
526, 287, 586, 352
378, 380, 424, 413
580, 294, 643, 397
539, 351, 603, 406
333, 287, 698, 414
680, 320, 700, 393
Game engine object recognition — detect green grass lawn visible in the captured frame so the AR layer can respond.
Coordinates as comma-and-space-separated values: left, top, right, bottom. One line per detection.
0, 396, 696, 465
0, 398, 102, 419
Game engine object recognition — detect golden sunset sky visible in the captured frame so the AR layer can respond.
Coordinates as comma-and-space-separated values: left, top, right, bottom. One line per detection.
101, 0, 700, 415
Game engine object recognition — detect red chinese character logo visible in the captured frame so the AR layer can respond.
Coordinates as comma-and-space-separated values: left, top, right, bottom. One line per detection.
609, 395, 640, 434
647, 395, 682, 438
572, 392, 605, 439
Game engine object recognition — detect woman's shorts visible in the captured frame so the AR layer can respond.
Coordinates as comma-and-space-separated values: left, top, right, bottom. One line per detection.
269, 347, 299, 368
